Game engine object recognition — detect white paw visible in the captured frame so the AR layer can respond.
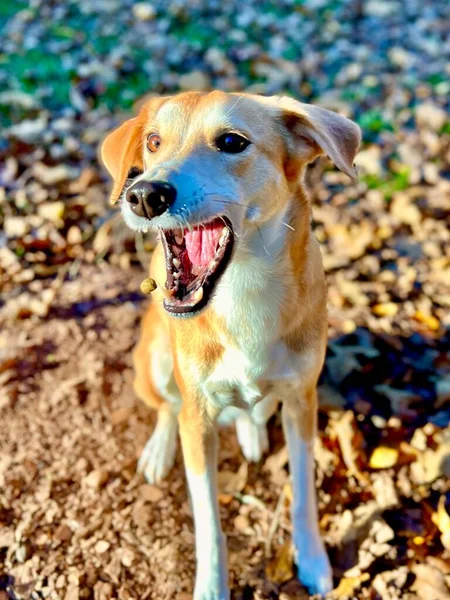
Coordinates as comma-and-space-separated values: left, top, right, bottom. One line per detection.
235, 415, 269, 462
137, 411, 178, 484
294, 535, 333, 596
193, 581, 229, 600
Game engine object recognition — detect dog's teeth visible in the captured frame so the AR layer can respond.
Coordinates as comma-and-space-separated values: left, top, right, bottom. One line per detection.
175, 232, 183, 245
173, 258, 181, 268
219, 227, 229, 246
193, 287, 203, 302
142, 227, 149, 234
209, 259, 218, 269
173, 272, 181, 279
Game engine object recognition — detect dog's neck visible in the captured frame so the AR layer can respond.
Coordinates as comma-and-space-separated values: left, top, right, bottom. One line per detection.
211, 187, 312, 346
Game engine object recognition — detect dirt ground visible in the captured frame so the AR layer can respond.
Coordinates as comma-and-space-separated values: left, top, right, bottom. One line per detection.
1, 260, 450, 600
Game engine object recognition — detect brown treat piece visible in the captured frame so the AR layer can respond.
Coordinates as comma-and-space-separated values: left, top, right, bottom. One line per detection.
140, 277, 157, 295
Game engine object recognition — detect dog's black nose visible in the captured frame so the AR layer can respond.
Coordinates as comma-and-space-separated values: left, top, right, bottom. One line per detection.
125, 180, 176, 219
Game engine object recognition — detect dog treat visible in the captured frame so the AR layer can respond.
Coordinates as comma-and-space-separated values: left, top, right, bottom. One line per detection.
140, 277, 175, 300
140, 277, 157, 294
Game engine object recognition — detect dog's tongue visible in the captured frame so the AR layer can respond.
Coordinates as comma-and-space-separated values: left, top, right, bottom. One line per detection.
185, 220, 222, 266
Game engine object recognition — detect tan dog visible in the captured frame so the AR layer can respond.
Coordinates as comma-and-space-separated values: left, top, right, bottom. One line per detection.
102, 91, 361, 599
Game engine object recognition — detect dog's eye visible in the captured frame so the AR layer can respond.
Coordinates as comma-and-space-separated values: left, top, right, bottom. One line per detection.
147, 133, 162, 153
215, 133, 250, 154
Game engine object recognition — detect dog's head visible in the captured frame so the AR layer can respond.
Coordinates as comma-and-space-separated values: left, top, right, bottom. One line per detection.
102, 91, 360, 316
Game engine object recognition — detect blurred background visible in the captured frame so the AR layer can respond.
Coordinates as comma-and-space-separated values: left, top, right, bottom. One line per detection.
0, 1, 449, 599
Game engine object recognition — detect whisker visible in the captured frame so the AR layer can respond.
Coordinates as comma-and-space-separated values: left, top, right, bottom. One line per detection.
224, 94, 245, 119
203, 196, 247, 209
281, 220, 295, 232
256, 224, 271, 256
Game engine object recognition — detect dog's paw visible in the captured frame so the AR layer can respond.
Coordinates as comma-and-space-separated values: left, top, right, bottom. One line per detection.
294, 538, 333, 597
235, 415, 269, 462
193, 584, 230, 600
137, 411, 178, 484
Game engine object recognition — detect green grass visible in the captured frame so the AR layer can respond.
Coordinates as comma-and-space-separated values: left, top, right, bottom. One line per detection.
362, 167, 410, 200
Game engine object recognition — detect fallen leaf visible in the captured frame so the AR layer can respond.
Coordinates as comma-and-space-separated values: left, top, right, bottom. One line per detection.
432, 496, 450, 551
217, 461, 248, 495
329, 411, 367, 483
265, 541, 294, 584
331, 573, 370, 598
414, 311, 440, 331
369, 447, 399, 469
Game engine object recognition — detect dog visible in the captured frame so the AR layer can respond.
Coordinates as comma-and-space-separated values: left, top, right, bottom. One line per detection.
101, 91, 361, 599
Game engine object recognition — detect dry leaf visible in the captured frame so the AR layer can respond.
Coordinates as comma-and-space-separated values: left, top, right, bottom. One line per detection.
329, 411, 366, 483
414, 310, 440, 331
369, 447, 399, 469
217, 461, 248, 495
372, 302, 399, 317
432, 496, 450, 551
263, 445, 289, 476
331, 573, 370, 599
265, 541, 294, 584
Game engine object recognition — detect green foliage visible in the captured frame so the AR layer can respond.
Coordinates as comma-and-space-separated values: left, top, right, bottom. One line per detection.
362, 167, 410, 200
358, 110, 394, 134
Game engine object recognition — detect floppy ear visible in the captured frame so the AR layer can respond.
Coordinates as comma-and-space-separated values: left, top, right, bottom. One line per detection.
101, 116, 144, 204
261, 96, 361, 179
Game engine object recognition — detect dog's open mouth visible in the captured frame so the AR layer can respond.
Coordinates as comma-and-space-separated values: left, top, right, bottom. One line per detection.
160, 216, 234, 315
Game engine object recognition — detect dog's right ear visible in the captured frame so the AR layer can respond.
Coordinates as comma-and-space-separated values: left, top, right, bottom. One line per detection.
101, 116, 144, 205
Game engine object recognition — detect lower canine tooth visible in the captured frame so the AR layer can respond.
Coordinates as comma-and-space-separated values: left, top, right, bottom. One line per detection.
193, 287, 203, 302
173, 258, 181, 268
219, 227, 228, 245
173, 272, 181, 279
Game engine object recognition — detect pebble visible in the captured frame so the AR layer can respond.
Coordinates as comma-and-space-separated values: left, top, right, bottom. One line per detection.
94, 540, 110, 555
140, 484, 164, 503
84, 469, 109, 490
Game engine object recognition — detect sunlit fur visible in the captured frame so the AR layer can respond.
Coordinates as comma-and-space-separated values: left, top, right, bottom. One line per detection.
102, 91, 361, 599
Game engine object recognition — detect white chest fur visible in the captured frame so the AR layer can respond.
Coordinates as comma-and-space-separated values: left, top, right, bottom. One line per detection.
204, 219, 300, 413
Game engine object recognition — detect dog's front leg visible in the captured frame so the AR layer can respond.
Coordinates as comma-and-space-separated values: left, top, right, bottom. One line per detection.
179, 396, 229, 600
282, 387, 333, 596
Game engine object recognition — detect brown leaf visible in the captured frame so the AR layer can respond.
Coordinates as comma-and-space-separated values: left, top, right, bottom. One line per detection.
217, 461, 248, 495
331, 573, 369, 599
265, 541, 294, 584
432, 496, 450, 551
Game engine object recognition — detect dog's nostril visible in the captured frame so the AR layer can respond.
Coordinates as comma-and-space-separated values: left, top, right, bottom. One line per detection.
128, 193, 139, 205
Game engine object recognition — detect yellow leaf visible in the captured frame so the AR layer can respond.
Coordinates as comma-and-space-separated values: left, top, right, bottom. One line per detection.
414, 311, 440, 331
372, 302, 399, 317
331, 573, 370, 598
283, 483, 293, 505
432, 496, 450, 550
369, 446, 399, 469
265, 541, 294, 584
413, 536, 426, 545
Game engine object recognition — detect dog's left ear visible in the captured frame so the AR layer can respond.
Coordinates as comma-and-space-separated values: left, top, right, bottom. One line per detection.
262, 96, 361, 180
101, 116, 144, 204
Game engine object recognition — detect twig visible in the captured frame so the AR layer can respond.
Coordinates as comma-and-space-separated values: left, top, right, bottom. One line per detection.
265, 487, 286, 557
